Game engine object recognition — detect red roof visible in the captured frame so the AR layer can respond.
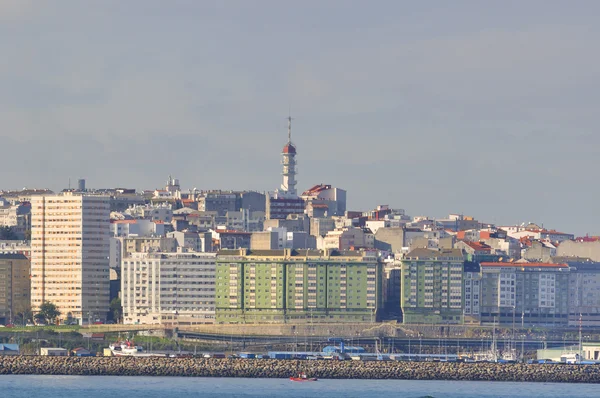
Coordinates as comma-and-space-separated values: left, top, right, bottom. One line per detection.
111, 220, 137, 224
480, 262, 568, 269
282, 143, 296, 154
575, 236, 600, 242
461, 241, 491, 252
311, 203, 329, 209
520, 237, 533, 247
302, 184, 332, 196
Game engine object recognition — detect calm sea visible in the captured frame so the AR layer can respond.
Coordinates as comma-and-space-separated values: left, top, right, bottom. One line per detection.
0, 375, 597, 397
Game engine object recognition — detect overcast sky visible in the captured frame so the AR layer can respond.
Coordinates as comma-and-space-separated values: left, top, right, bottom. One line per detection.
1, 1, 599, 234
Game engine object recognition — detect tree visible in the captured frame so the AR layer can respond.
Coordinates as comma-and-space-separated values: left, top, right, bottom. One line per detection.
37, 302, 61, 325
110, 297, 122, 323
14, 303, 33, 326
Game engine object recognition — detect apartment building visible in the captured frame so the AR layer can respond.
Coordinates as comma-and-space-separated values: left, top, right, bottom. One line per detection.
400, 248, 465, 324
121, 251, 216, 325
0, 253, 30, 324
215, 249, 381, 323
31, 193, 110, 324
479, 262, 570, 326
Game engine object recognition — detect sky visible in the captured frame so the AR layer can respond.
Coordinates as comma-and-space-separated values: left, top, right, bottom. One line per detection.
1, 1, 599, 235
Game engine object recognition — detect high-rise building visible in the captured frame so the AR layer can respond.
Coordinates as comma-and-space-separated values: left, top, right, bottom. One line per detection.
31, 193, 110, 325
215, 248, 381, 323
0, 253, 30, 325
478, 262, 570, 326
121, 251, 216, 325
400, 248, 465, 324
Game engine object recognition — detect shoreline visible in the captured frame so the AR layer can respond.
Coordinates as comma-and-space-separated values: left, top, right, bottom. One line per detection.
1, 356, 600, 383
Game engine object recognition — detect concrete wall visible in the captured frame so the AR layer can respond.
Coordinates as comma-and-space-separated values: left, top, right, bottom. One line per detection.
251, 231, 278, 250
558, 241, 600, 262
374, 228, 404, 252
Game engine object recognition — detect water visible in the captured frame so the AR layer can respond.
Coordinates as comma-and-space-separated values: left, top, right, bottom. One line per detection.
0, 375, 597, 397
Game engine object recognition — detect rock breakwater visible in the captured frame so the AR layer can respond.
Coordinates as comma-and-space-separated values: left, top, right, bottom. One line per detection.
1, 356, 599, 383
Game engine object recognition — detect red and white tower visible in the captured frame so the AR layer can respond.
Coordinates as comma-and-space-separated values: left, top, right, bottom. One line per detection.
280, 116, 297, 196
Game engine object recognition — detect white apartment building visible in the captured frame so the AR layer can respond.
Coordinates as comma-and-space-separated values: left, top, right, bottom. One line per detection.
122, 251, 216, 325
31, 193, 110, 324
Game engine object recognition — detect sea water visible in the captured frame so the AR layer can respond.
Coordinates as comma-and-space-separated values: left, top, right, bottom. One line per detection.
0, 375, 597, 397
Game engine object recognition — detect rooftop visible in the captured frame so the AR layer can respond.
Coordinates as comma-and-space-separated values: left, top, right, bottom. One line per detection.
480, 262, 568, 269
282, 143, 296, 154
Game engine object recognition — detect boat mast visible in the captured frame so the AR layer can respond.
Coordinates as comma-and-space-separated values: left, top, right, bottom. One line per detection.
579, 312, 583, 364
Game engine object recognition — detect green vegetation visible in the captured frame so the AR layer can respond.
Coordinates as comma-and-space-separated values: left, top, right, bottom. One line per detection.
110, 297, 122, 322
35, 302, 61, 325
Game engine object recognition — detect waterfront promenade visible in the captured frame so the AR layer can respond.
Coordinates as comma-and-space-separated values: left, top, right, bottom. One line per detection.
1, 356, 600, 383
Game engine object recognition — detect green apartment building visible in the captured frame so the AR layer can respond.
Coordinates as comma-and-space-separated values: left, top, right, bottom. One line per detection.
215, 249, 381, 323
400, 248, 465, 324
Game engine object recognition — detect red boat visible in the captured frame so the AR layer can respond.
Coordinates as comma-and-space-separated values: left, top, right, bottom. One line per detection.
290, 373, 317, 382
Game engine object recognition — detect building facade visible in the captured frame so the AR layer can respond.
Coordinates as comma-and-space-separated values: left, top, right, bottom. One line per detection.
121, 251, 216, 325
31, 193, 110, 324
215, 249, 381, 323
0, 253, 30, 325
566, 261, 600, 326
400, 248, 465, 324
463, 261, 481, 325
479, 262, 570, 326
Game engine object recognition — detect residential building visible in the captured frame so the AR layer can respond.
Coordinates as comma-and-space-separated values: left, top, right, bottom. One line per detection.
0, 253, 30, 325
215, 249, 381, 323
0, 240, 31, 259
400, 248, 465, 324
508, 228, 574, 244
198, 191, 237, 216
122, 252, 216, 325
265, 195, 305, 220
522, 240, 556, 262
125, 203, 173, 223
31, 193, 110, 325
212, 230, 251, 250
0, 201, 30, 239
310, 217, 335, 238
463, 261, 481, 325
225, 209, 264, 232
456, 241, 501, 262
563, 259, 600, 326
557, 240, 600, 262
110, 236, 178, 269
251, 231, 279, 250
110, 219, 166, 237
264, 214, 309, 233
479, 262, 570, 326
167, 231, 212, 253
238, 191, 266, 213
301, 184, 347, 216
319, 227, 372, 250
436, 214, 481, 232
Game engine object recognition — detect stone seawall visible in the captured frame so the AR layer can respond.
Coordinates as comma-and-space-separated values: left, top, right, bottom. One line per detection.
1, 357, 599, 383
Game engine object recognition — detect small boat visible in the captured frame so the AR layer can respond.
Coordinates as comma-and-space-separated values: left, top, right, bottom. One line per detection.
109, 340, 145, 356
290, 373, 317, 382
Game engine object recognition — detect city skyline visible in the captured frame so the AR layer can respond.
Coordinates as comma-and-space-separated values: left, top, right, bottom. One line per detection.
1, 1, 600, 235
